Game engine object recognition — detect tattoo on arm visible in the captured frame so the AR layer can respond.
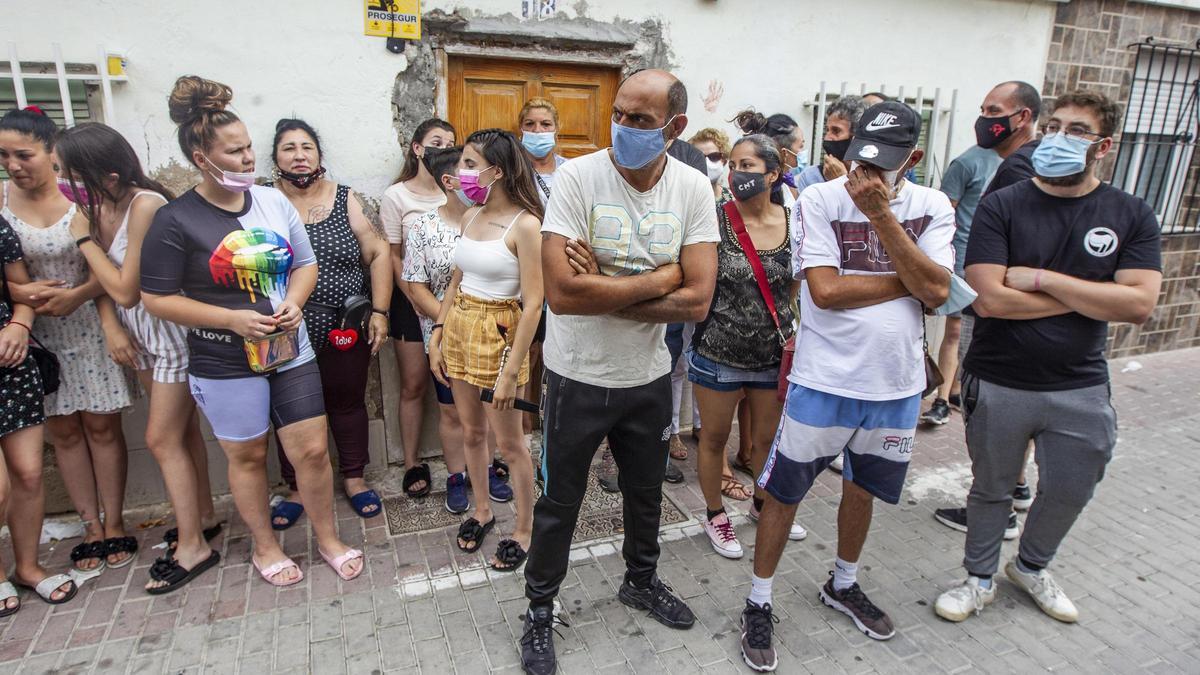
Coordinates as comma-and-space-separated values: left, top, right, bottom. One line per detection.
353, 191, 388, 240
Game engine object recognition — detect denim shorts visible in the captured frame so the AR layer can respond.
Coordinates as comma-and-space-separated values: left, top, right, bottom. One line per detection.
686, 349, 779, 393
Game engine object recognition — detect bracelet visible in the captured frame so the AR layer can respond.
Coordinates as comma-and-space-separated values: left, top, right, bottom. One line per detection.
75, 235, 93, 248
431, 323, 445, 331
371, 308, 389, 317
1034, 269, 1043, 292
4, 320, 30, 332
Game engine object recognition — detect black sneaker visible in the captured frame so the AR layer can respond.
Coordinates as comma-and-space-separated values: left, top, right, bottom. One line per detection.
920, 398, 951, 425
934, 507, 1020, 540
520, 605, 563, 675
1012, 483, 1033, 511
819, 574, 895, 640
664, 461, 684, 484
948, 393, 961, 409
740, 600, 779, 672
618, 576, 695, 629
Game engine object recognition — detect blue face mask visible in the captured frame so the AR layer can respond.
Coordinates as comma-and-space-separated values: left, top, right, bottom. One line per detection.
522, 131, 556, 159
452, 187, 474, 208
1031, 132, 1098, 178
611, 115, 677, 169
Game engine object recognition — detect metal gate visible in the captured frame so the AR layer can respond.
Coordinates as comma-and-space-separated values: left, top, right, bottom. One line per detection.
1112, 39, 1200, 234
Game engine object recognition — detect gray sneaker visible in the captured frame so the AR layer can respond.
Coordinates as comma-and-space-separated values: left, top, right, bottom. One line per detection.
819, 573, 895, 640
740, 600, 778, 672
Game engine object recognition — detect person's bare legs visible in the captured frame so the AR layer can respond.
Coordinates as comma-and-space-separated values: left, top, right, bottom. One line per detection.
219, 434, 299, 584
451, 379, 493, 548
80, 411, 131, 566
744, 388, 785, 500
46, 414, 104, 571
837, 480, 874, 563
694, 386, 742, 513
183, 408, 218, 529
482, 403, 533, 561
394, 340, 430, 491
752, 496, 800, 578
138, 373, 210, 591
2, 425, 72, 600
278, 416, 362, 578
736, 397, 753, 465
935, 316, 962, 402
438, 402, 467, 475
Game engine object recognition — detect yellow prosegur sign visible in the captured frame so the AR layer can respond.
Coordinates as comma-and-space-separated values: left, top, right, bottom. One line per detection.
364, 0, 421, 40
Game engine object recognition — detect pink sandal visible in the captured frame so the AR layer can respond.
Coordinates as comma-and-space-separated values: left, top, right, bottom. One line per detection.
253, 557, 304, 587
320, 547, 365, 581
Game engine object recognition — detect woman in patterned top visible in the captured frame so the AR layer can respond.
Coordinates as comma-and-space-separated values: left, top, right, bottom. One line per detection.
688, 134, 803, 560
266, 119, 392, 528
0, 214, 78, 610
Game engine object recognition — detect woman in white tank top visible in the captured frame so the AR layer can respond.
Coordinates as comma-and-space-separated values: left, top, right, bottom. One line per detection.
429, 129, 544, 571
55, 123, 222, 594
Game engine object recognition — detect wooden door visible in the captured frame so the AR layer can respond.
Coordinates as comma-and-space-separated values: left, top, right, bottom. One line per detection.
447, 57, 619, 158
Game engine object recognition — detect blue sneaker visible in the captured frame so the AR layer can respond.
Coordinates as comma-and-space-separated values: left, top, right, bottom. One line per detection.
489, 466, 513, 503
445, 472, 469, 514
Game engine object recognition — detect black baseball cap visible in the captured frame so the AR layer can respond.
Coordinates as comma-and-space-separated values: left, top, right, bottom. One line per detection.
844, 101, 921, 171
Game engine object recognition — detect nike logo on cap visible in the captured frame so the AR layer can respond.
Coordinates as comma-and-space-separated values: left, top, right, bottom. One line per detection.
865, 112, 900, 132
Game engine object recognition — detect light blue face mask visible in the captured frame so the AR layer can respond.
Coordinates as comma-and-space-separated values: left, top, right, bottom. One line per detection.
1031, 132, 1098, 178
453, 187, 474, 208
522, 131, 556, 159
611, 115, 677, 169
934, 275, 979, 316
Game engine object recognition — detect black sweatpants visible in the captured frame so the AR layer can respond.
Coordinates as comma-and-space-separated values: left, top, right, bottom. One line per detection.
524, 368, 672, 609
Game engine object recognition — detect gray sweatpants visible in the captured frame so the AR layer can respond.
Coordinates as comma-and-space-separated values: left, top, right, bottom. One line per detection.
961, 373, 1117, 576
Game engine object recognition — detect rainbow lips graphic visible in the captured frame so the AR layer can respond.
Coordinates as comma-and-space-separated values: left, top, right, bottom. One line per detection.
209, 228, 294, 303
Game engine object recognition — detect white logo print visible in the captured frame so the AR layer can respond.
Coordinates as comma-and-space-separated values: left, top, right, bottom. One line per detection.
661, 426, 672, 442
1084, 227, 1118, 257
858, 145, 880, 159
864, 112, 900, 132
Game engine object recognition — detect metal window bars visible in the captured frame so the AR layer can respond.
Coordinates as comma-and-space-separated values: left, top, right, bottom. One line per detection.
2, 43, 125, 127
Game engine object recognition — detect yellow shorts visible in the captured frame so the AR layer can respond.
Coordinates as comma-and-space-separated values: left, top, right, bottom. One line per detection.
442, 292, 530, 390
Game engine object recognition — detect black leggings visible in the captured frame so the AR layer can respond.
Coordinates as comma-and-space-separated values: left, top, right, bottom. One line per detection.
524, 369, 672, 609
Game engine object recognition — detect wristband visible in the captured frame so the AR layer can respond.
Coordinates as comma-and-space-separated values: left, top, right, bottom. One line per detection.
371, 308, 389, 317
431, 323, 445, 331
1034, 269, 1043, 292
5, 320, 30, 332
75, 235, 93, 248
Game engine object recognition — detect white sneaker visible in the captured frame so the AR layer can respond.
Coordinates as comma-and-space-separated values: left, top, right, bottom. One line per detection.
829, 454, 844, 473
1004, 559, 1078, 623
934, 576, 995, 622
703, 512, 743, 559
748, 504, 807, 541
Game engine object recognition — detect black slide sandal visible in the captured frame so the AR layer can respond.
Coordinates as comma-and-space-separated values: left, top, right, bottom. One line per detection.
103, 536, 139, 569
146, 550, 221, 595
70, 541, 106, 572
491, 539, 528, 572
164, 522, 224, 550
404, 462, 432, 498
456, 517, 495, 553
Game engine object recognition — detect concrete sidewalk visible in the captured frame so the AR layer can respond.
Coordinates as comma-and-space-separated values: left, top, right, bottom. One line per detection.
0, 349, 1197, 674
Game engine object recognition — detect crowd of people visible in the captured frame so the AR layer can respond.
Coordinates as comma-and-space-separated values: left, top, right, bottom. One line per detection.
0, 67, 1162, 675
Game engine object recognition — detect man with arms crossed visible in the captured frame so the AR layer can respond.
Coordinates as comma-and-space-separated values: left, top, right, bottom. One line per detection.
738, 102, 953, 671
519, 69, 719, 675
935, 91, 1161, 623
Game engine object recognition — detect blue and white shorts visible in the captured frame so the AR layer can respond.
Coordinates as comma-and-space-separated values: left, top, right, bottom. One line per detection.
758, 383, 921, 505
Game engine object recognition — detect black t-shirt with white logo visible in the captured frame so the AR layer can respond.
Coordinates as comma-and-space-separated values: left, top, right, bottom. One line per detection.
964, 180, 1161, 390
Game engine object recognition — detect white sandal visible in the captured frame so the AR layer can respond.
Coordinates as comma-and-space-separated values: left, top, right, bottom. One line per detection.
13, 573, 77, 605
0, 581, 19, 616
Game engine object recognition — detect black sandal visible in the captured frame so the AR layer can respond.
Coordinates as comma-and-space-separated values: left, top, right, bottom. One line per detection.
163, 522, 224, 551
404, 462, 432, 498
492, 458, 510, 481
145, 550, 221, 595
70, 541, 106, 571
103, 536, 139, 569
491, 538, 528, 571
456, 517, 495, 553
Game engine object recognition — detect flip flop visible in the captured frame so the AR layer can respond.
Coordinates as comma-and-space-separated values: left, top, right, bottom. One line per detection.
349, 490, 383, 519
103, 536, 139, 569
145, 550, 221, 595
456, 517, 495, 553
253, 557, 303, 587
320, 547, 365, 581
0, 581, 19, 617
270, 499, 305, 531
164, 522, 224, 550
13, 574, 77, 605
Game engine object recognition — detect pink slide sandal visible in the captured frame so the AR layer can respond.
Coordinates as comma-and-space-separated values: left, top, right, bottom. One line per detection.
253, 557, 304, 587
320, 547, 365, 581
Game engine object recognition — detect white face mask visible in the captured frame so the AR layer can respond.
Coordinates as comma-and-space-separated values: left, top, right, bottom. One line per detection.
705, 158, 724, 184
850, 158, 908, 195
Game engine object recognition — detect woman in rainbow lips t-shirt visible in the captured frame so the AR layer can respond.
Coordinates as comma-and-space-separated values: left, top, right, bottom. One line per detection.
139, 76, 364, 587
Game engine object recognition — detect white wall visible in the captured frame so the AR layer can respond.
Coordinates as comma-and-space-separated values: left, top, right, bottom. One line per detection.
3, 0, 1055, 195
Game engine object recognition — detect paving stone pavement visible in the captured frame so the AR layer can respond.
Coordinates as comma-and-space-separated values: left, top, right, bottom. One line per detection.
0, 348, 1197, 674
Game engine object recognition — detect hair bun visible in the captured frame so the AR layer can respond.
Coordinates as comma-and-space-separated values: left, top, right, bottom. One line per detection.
733, 109, 768, 136
167, 75, 233, 124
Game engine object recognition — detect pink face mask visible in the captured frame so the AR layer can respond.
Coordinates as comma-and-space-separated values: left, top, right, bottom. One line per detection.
457, 166, 496, 204
202, 154, 256, 193
57, 178, 95, 206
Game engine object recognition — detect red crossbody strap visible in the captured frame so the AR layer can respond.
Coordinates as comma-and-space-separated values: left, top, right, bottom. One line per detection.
722, 201, 782, 336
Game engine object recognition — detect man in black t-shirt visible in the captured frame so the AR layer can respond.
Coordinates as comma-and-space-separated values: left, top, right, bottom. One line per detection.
934, 91, 1162, 625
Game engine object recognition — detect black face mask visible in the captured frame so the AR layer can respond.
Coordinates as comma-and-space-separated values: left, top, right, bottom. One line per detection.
277, 165, 327, 189
420, 146, 448, 173
974, 112, 1018, 149
729, 170, 769, 201
822, 138, 852, 161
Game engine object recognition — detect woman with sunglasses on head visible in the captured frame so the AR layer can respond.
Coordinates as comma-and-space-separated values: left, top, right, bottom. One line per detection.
382, 118, 455, 500
265, 118, 392, 529
0, 107, 138, 577
140, 76, 363, 586
428, 129, 543, 571
690, 127, 734, 204
735, 111, 807, 208
55, 122, 222, 593
0, 213, 77, 611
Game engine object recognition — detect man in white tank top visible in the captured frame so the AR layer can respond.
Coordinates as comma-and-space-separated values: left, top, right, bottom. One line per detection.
519, 70, 720, 675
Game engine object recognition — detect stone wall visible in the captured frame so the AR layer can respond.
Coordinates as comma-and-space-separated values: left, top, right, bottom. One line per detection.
1046, 0, 1200, 356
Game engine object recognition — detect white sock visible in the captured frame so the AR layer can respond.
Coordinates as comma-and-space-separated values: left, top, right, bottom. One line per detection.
748, 574, 773, 607
832, 557, 859, 591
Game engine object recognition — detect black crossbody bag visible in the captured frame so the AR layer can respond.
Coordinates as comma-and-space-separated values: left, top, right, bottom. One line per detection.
0, 259, 61, 395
